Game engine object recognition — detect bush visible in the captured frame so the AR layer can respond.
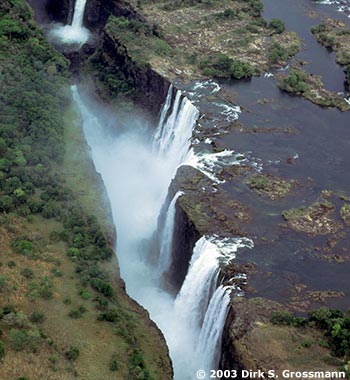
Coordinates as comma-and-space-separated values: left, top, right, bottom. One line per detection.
280, 68, 309, 93
98, 308, 118, 323
21, 267, 34, 279
246, 0, 263, 16
11, 239, 34, 256
90, 278, 114, 298
199, 53, 254, 79
65, 346, 80, 361
7, 260, 16, 268
345, 65, 350, 87
30, 311, 45, 324
0, 275, 7, 290
9, 329, 28, 351
110, 353, 119, 371
0, 339, 4, 360
269, 18, 285, 34
271, 311, 296, 325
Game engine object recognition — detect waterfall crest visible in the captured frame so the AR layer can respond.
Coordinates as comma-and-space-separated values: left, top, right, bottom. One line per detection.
196, 285, 232, 372
158, 190, 183, 275
173, 235, 254, 377
174, 238, 220, 330
51, 0, 90, 45
153, 87, 199, 169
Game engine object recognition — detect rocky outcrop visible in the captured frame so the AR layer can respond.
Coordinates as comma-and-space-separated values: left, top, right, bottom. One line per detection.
84, 0, 142, 31
87, 24, 170, 115
220, 298, 342, 377
27, 0, 72, 23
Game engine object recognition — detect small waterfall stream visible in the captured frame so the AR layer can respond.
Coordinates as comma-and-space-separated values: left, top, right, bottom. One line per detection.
72, 84, 251, 379
50, 0, 90, 45
158, 191, 184, 275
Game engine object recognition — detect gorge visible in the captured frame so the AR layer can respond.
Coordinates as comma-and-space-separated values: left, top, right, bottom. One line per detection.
1, 0, 350, 378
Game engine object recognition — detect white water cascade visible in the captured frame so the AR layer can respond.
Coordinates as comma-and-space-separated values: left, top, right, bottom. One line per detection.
72, 84, 252, 380
196, 285, 232, 373
173, 236, 253, 376
158, 190, 183, 275
153, 86, 200, 168
51, 0, 90, 45
174, 238, 221, 330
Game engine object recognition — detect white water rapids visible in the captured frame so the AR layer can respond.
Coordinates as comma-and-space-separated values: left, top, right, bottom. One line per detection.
50, 0, 90, 45
72, 84, 253, 379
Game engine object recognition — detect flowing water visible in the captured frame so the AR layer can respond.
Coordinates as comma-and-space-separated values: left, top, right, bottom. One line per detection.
50, 0, 90, 45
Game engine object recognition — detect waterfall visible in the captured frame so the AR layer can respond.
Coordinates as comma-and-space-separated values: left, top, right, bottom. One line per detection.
196, 285, 231, 373
174, 238, 220, 330
158, 191, 183, 275
50, 0, 90, 45
72, 84, 248, 380
153, 87, 199, 169
71, 0, 87, 30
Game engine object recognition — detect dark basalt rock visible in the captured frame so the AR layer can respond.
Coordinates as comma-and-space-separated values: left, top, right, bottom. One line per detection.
84, 0, 142, 31
88, 26, 170, 115
27, 0, 72, 24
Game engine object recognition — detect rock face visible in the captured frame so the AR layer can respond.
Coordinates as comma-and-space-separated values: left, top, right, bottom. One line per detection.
27, 0, 72, 23
220, 298, 342, 378
84, 0, 141, 31
88, 24, 170, 115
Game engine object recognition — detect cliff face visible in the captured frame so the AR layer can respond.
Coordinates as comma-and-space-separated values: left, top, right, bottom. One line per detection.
84, 0, 142, 31
87, 24, 170, 115
27, 0, 72, 23
220, 298, 343, 378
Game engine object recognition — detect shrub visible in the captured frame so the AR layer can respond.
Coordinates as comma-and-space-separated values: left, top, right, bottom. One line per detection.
21, 267, 34, 279
345, 65, 350, 87
279, 68, 309, 93
246, 0, 263, 16
110, 353, 119, 371
30, 311, 45, 323
39, 276, 54, 299
7, 260, 16, 268
48, 354, 57, 364
9, 329, 28, 351
98, 309, 118, 323
90, 278, 114, 297
271, 311, 296, 325
0, 275, 7, 290
65, 346, 80, 361
68, 306, 86, 319
199, 53, 254, 79
269, 18, 285, 34
11, 239, 34, 256
80, 290, 90, 300
0, 339, 4, 360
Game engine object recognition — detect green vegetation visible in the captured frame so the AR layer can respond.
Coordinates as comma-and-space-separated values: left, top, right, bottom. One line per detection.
0, 339, 5, 360
246, 173, 292, 200
29, 311, 45, 324
268, 42, 299, 64
278, 67, 350, 111
65, 346, 80, 361
0, 2, 172, 379
278, 68, 309, 93
345, 65, 350, 87
89, 16, 173, 99
199, 53, 254, 79
269, 18, 285, 34
340, 204, 350, 221
311, 24, 336, 48
9, 329, 28, 351
271, 307, 350, 357
243, 0, 263, 17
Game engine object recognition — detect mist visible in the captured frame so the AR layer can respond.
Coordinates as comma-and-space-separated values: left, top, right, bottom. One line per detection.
72, 85, 202, 380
